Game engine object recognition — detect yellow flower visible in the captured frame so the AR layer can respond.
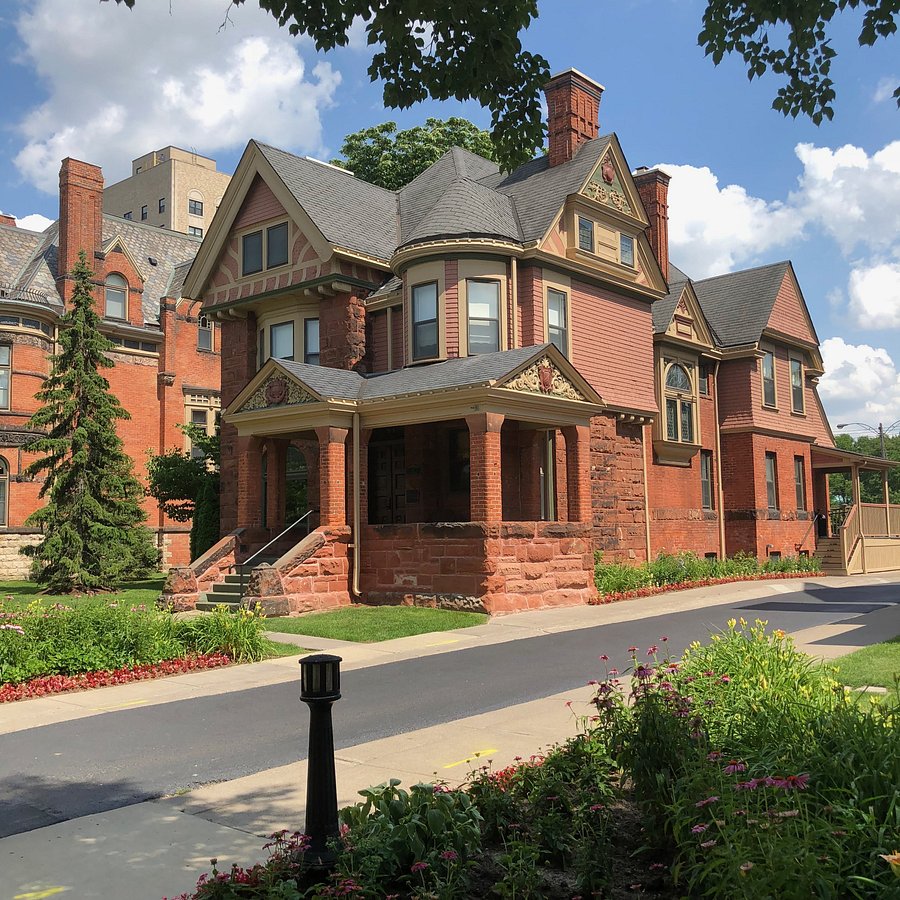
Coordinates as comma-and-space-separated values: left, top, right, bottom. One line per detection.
880, 851, 900, 878
773, 629, 786, 640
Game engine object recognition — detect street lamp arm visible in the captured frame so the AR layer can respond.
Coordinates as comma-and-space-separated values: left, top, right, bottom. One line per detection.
836, 422, 879, 435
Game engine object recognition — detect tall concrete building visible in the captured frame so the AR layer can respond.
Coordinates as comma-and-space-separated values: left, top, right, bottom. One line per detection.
103, 147, 231, 238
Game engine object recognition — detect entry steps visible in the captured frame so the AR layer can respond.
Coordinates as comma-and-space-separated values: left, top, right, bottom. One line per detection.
815, 537, 845, 575
196, 557, 279, 611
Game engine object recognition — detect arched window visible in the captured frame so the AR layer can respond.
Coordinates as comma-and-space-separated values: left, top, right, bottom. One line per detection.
105, 273, 127, 320
198, 314, 213, 351
664, 362, 695, 443
0, 457, 8, 526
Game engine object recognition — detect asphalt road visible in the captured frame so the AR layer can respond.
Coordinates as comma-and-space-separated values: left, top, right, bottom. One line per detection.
2, 579, 898, 837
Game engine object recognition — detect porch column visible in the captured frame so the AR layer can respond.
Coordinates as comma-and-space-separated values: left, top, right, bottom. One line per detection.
349, 428, 372, 527
316, 426, 349, 526
266, 438, 288, 533
519, 429, 544, 520
562, 424, 592, 523
884, 469, 891, 536
466, 412, 504, 523
236, 436, 264, 529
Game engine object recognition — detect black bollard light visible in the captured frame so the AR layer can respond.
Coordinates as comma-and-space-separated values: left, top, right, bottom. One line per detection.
300, 653, 342, 868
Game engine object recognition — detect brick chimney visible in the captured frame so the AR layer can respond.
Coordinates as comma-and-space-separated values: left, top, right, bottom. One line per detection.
544, 69, 604, 168
633, 167, 670, 282
0, 214, 15, 228
57, 158, 104, 303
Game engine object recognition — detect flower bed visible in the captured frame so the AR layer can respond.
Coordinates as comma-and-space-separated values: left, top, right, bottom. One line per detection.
0, 653, 231, 703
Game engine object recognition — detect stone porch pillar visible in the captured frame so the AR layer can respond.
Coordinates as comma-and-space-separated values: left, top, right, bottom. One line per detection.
466, 412, 504, 523
236, 436, 264, 529
316, 426, 349, 526
562, 424, 592, 523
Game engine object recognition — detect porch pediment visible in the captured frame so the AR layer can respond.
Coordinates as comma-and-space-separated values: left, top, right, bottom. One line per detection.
499, 356, 587, 402
239, 372, 319, 413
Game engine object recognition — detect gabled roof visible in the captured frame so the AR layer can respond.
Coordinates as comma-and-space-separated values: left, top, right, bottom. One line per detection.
255, 141, 398, 260
692, 261, 792, 348
651, 268, 692, 334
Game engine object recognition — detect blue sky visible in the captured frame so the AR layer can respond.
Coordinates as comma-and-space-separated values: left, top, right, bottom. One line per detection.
1, 0, 898, 432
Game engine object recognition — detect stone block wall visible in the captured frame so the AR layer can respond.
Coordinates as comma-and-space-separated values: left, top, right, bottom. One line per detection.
0, 532, 40, 579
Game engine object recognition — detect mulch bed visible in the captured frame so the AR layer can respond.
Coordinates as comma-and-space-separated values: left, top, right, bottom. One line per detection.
0, 652, 231, 703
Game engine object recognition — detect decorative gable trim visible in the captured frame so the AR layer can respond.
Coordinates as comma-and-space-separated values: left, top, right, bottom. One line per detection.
101, 236, 146, 284
503, 356, 586, 401
658, 282, 715, 349
239, 373, 318, 412
577, 136, 648, 228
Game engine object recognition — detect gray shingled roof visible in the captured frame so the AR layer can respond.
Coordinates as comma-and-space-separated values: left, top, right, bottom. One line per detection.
1, 216, 200, 323
693, 261, 792, 347
367, 275, 402, 301
485, 137, 612, 243
652, 269, 691, 334
255, 141, 398, 261
275, 344, 554, 402
399, 147, 500, 242
401, 178, 521, 247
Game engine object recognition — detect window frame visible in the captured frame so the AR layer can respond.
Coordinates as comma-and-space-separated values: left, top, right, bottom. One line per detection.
158, 198, 166, 214
240, 220, 290, 278
140, 205, 148, 221
269, 321, 294, 361
0, 455, 8, 527
188, 198, 204, 217
188, 226, 203, 238
465, 278, 501, 356
700, 450, 714, 511
619, 233, 635, 268
197, 314, 213, 352
303, 317, 320, 365
411, 280, 439, 362
765, 452, 779, 511
546, 286, 569, 356
0, 345, 10, 411
790, 356, 805, 414
104, 273, 128, 321
664, 361, 696, 445
761, 350, 777, 409
794, 455, 807, 511
698, 363, 709, 396
577, 216, 594, 252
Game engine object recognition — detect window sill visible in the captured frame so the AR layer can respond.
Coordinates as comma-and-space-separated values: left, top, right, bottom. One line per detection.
653, 439, 701, 467
566, 247, 636, 274
790, 410, 807, 418
762, 404, 779, 412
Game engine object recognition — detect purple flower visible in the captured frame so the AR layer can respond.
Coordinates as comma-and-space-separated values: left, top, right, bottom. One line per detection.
773, 774, 810, 791
691, 823, 709, 834
647, 645, 659, 656
440, 850, 459, 861
695, 796, 719, 808
700, 839, 717, 849
634, 664, 654, 680
410, 861, 429, 873
723, 760, 747, 775
707, 751, 723, 761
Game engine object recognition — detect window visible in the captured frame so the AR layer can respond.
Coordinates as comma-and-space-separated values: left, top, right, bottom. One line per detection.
765, 452, 778, 510
0, 457, 7, 526
188, 199, 204, 216
141, 205, 148, 221
794, 456, 806, 511
304, 318, 320, 365
467, 280, 500, 355
197, 314, 213, 351
0, 346, 9, 410
664, 362, 694, 443
185, 394, 220, 460
762, 351, 776, 407
123, 211, 133, 221
266, 223, 289, 269
619, 234, 635, 268
242, 231, 263, 276
790, 358, 804, 413
104, 273, 127, 319
698, 364, 709, 396
412, 281, 438, 360
188, 226, 203, 238
269, 321, 294, 360
700, 450, 714, 510
241, 222, 288, 276
547, 288, 568, 355
578, 217, 594, 252
189, 408, 208, 459
159, 198, 166, 213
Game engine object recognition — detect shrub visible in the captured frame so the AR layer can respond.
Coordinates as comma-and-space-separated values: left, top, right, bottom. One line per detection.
593, 553, 653, 594
180, 604, 268, 663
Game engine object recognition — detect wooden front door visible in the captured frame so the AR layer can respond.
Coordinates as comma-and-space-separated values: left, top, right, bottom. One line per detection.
370, 441, 406, 524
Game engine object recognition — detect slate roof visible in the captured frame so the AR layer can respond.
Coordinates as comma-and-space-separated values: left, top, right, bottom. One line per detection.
367, 275, 402, 301
0, 216, 200, 324
692, 261, 791, 347
273, 344, 561, 402
651, 268, 691, 334
255, 141, 399, 261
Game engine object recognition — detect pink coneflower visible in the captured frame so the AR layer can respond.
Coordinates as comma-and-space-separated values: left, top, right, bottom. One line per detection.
740, 862, 754, 873
691, 823, 708, 834
695, 796, 719, 808
628, 646, 638, 654
774, 774, 810, 791
440, 850, 459, 861
707, 751, 724, 761
647, 645, 659, 656
701, 839, 717, 849
608, 668, 619, 676
719, 675, 731, 684
589, 804, 604, 812
410, 861, 429, 873
723, 760, 747, 775
634, 664, 654, 680
599, 654, 609, 661
660, 635, 669, 642
649, 862, 666, 871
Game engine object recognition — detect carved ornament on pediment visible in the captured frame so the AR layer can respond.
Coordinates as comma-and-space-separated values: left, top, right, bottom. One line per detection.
582, 179, 632, 215
675, 298, 690, 316
504, 357, 586, 402
241, 374, 317, 412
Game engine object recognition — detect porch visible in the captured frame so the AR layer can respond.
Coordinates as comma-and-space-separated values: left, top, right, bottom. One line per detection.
811, 445, 900, 575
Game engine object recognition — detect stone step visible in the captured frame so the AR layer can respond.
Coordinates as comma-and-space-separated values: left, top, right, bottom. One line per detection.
211, 582, 244, 596
196, 597, 242, 612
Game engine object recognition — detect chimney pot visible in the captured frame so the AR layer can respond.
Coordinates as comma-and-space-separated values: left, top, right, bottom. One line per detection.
0, 214, 16, 228
544, 69, 604, 168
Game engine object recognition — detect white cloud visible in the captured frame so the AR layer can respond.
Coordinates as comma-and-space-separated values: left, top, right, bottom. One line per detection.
656, 163, 801, 278
874, 76, 899, 104
847, 262, 900, 329
14, 213, 53, 232
819, 337, 900, 426
13, 0, 341, 193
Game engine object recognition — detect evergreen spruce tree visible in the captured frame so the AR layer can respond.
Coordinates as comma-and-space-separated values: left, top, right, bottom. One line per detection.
22, 251, 159, 591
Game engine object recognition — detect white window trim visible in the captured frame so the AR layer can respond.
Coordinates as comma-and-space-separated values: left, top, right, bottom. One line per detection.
761, 349, 778, 410
542, 269, 572, 358
456, 259, 508, 358
406, 260, 446, 363
789, 355, 806, 415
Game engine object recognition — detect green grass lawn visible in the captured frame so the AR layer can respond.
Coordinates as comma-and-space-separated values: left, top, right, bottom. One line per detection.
831, 635, 900, 689
0, 576, 166, 608
262, 639, 311, 659
263, 605, 488, 643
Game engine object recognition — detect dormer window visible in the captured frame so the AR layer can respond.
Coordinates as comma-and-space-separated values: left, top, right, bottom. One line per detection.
619, 234, 635, 268
573, 213, 636, 268
105, 273, 127, 320
241, 222, 289, 277
665, 363, 694, 443
578, 217, 594, 252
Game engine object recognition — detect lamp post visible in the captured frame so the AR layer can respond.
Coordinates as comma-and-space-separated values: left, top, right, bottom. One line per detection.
836, 420, 900, 459
299, 654, 342, 869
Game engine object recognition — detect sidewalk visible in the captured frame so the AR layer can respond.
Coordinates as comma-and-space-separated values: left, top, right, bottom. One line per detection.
2, 573, 898, 900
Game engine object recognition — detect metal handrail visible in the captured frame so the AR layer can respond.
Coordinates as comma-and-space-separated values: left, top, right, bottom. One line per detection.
230, 508, 317, 596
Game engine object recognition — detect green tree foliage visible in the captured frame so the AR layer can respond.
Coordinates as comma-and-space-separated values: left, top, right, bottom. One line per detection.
146, 423, 220, 562
334, 117, 496, 190
830, 432, 900, 508
108, 0, 897, 171
22, 251, 159, 592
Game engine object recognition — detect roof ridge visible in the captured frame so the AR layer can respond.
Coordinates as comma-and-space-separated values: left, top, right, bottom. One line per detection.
103, 213, 202, 243
693, 259, 790, 285
0, 222, 46, 237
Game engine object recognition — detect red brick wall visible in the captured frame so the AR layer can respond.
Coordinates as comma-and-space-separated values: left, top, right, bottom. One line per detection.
545, 71, 601, 168
360, 521, 596, 614
633, 169, 670, 281
590, 413, 648, 562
